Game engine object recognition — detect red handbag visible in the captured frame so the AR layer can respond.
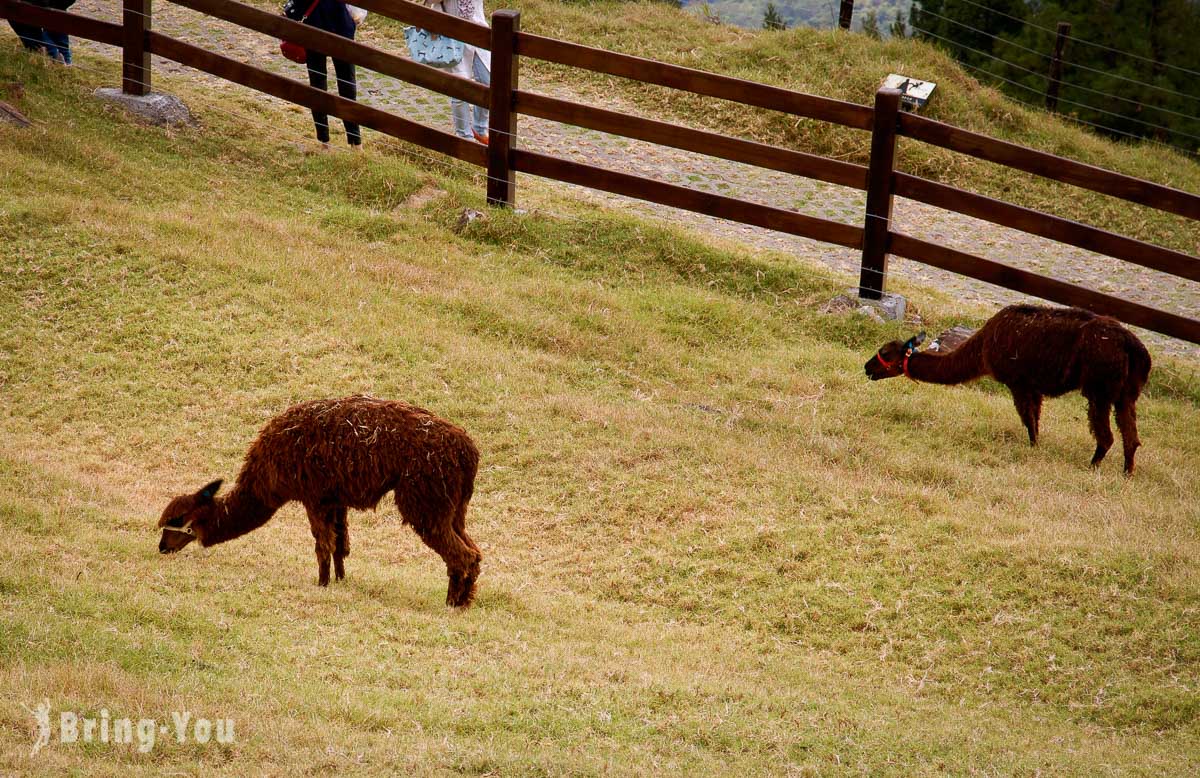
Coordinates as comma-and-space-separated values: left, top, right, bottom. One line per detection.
279, 0, 322, 64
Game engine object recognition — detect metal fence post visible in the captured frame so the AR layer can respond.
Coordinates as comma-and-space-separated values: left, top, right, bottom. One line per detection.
123, 0, 151, 96
1045, 21, 1071, 112
487, 9, 520, 207
858, 87, 901, 300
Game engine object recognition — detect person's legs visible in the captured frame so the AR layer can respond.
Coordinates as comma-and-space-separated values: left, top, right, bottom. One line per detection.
305, 50, 331, 144
331, 57, 360, 145
9, 22, 47, 53
448, 57, 472, 139
470, 54, 490, 137
43, 30, 70, 63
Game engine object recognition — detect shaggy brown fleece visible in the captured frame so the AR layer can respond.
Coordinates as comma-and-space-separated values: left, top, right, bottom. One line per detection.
864, 305, 1152, 473
157, 395, 482, 607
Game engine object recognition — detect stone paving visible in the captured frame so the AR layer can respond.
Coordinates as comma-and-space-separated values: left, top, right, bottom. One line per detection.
64, 0, 1199, 358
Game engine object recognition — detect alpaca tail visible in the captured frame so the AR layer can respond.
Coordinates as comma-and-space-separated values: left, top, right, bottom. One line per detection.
1124, 334, 1153, 399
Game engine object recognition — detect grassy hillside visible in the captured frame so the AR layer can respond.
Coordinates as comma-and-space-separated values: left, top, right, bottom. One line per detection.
2, 45, 1200, 775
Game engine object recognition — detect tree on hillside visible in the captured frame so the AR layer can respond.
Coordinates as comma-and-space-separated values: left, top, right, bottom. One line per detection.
909, 1, 1200, 151
909, 0, 1028, 59
860, 9, 883, 39
763, 2, 787, 30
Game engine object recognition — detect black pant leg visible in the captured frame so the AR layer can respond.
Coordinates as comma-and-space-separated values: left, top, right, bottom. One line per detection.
331, 58, 360, 145
305, 50, 330, 143
9, 22, 46, 51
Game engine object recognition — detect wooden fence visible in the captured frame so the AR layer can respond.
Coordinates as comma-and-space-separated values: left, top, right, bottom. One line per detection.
2, 0, 1198, 345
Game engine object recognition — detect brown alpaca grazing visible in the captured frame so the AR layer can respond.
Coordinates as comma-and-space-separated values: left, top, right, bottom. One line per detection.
864, 305, 1152, 473
156, 395, 483, 607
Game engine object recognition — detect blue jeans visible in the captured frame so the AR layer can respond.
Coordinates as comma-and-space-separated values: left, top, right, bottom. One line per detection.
42, 29, 70, 63
451, 53, 490, 138
8, 22, 69, 63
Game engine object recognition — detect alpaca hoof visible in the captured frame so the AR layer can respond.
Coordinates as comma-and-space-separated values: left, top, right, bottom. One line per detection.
445, 573, 476, 609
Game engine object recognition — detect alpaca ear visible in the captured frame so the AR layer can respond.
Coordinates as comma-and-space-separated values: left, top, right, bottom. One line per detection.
905, 332, 927, 351
197, 479, 224, 502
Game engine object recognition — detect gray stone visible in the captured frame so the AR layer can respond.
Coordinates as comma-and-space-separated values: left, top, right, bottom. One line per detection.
929, 325, 976, 353
848, 288, 906, 322
857, 305, 886, 324
454, 208, 485, 232
818, 293, 857, 315
94, 88, 196, 127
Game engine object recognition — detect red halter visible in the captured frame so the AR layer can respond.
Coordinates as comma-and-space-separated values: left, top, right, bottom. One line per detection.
875, 348, 915, 379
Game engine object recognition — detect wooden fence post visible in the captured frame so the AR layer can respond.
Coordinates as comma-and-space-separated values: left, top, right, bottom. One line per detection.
838, 0, 854, 30
123, 0, 151, 96
487, 9, 520, 207
858, 87, 901, 300
1044, 21, 1071, 111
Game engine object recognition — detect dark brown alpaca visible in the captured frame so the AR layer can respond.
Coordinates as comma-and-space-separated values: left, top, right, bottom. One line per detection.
156, 395, 483, 607
864, 305, 1152, 473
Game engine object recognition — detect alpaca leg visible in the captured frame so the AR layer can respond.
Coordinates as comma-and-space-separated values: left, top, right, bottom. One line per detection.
1115, 397, 1141, 475
414, 522, 482, 608
1011, 389, 1041, 446
451, 500, 482, 604
332, 507, 350, 581
1085, 393, 1115, 468
305, 504, 335, 587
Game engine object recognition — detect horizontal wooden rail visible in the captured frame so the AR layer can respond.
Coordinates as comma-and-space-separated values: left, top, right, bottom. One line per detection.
0, 0, 121, 46
889, 233, 1200, 344
515, 31, 874, 132
147, 31, 486, 166
894, 173, 1200, 283
515, 90, 868, 190
512, 149, 863, 249
898, 113, 1200, 221
347, 0, 490, 49
167, 0, 487, 106
6, 0, 1196, 348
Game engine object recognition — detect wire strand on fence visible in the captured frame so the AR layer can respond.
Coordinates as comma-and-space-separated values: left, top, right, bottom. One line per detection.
910, 7, 1200, 123
1058, 57, 1200, 106
949, 57, 1198, 157
914, 6, 1052, 62
950, 0, 1200, 81
938, 0, 1200, 103
911, 24, 1200, 149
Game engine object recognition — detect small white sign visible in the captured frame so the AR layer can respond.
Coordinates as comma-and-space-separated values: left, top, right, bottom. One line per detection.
882, 74, 936, 111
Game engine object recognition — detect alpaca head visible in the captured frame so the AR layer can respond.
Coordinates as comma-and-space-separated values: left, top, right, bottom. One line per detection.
157, 479, 223, 553
864, 332, 926, 380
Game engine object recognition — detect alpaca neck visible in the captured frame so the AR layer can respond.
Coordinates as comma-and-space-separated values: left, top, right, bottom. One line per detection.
197, 481, 279, 547
904, 340, 989, 385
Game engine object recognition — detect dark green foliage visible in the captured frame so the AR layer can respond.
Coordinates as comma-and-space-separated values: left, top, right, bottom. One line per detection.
860, 9, 882, 38
910, 1, 1200, 151
762, 1, 787, 30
